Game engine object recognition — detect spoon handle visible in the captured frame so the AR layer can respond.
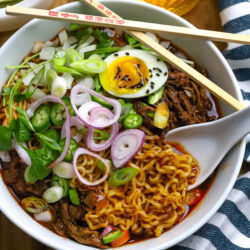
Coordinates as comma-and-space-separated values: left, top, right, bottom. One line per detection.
217, 105, 250, 148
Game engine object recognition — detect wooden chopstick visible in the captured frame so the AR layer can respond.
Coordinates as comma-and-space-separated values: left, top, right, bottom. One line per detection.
6, 5, 250, 45
5, 3, 245, 110
80, 0, 244, 111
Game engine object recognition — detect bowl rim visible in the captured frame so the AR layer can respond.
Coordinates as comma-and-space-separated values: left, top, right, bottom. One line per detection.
0, 1, 245, 249
0, 0, 49, 15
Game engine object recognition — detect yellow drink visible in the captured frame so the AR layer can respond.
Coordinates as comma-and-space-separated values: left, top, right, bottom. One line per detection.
142, 0, 200, 16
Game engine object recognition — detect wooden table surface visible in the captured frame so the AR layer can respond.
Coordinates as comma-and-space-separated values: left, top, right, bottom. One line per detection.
0, 0, 244, 249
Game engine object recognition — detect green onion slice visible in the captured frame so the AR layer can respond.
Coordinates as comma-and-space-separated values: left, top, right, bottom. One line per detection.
53, 51, 67, 66
70, 58, 106, 74
102, 229, 122, 244
108, 167, 139, 187
21, 197, 47, 213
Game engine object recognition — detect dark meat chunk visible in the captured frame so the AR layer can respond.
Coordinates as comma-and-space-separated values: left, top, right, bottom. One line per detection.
134, 66, 217, 135
2, 152, 48, 196
134, 102, 155, 130
60, 202, 107, 249
68, 204, 85, 221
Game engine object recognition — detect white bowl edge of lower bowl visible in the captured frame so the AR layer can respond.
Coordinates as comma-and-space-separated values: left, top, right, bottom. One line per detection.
0, 1, 245, 250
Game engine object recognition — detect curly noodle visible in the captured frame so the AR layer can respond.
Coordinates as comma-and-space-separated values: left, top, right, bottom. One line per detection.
72, 136, 198, 237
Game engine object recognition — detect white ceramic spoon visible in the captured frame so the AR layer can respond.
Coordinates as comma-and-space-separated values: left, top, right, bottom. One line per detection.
165, 105, 250, 190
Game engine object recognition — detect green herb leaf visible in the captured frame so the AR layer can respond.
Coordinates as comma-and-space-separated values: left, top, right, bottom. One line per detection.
23, 144, 59, 180
15, 107, 35, 132
36, 133, 62, 151
0, 126, 12, 151
14, 93, 26, 103
76, 27, 93, 40
93, 29, 114, 48
70, 23, 89, 31
85, 47, 121, 57
11, 118, 31, 143
3, 53, 39, 107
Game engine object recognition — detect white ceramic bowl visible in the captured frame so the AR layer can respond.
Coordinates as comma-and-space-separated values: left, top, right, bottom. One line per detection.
0, 1, 245, 249
0, 0, 53, 32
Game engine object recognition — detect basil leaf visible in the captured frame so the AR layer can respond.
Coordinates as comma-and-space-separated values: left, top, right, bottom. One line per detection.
15, 107, 35, 132
36, 133, 62, 151
11, 118, 31, 143
25, 65, 45, 99
0, 126, 12, 151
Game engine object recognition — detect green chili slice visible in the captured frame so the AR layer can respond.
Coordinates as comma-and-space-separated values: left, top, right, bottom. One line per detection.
43, 129, 60, 142
31, 104, 51, 133
59, 138, 78, 162
122, 114, 143, 129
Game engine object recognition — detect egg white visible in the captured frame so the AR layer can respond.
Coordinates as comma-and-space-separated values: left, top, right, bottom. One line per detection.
100, 49, 168, 98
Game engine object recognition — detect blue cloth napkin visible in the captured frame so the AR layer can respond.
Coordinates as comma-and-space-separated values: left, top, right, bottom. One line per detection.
172, 0, 250, 249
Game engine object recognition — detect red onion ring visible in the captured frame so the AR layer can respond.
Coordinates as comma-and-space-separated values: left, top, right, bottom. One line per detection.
13, 139, 31, 166
86, 107, 119, 151
77, 101, 101, 126
101, 225, 114, 238
61, 116, 85, 143
73, 148, 110, 186
70, 84, 121, 129
111, 129, 145, 168
26, 95, 71, 167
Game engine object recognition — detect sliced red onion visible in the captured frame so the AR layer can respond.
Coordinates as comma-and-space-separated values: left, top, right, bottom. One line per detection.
77, 102, 101, 125
89, 107, 114, 128
73, 148, 110, 186
74, 93, 91, 107
26, 95, 71, 168
61, 116, 85, 143
86, 107, 119, 151
101, 225, 114, 238
70, 84, 121, 129
111, 129, 145, 168
14, 139, 31, 166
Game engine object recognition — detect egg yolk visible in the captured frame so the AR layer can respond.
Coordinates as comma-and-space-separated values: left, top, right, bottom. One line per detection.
99, 56, 150, 95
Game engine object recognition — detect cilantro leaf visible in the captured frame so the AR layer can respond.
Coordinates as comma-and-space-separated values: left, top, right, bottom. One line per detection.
14, 93, 26, 103
0, 126, 12, 151
26, 145, 59, 180
124, 33, 138, 46
11, 118, 31, 143
36, 133, 62, 151
93, 29, 114, 48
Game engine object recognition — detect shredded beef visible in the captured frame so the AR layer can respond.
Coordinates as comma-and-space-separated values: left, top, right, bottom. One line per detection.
135, 66, 217, 135
56, 202, 107, 249
1, 151, 48, 196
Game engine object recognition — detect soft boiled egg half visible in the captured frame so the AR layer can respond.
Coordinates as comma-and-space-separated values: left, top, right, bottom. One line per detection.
99, 50, 168, 98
